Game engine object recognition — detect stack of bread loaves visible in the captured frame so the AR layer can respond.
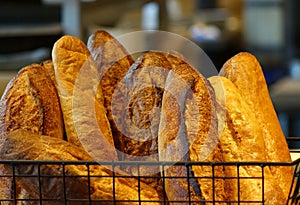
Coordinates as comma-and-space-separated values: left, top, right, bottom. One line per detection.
0, 30, 295, 204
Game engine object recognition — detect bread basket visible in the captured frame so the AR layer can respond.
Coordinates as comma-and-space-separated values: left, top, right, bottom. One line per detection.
0, 137, 299, 204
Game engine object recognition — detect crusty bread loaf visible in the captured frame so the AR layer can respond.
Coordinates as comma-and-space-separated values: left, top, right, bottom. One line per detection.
158, 52, 227, 204
219, 52, 293, 199
0, 129, 162, 205
0, 64, 64, 140
209, 76, 286, 204
52, 35, 117, 161
112, 50, 173, 199
113, 50, 172, 159
87, 30, 134, 159
0, 63, 64, 204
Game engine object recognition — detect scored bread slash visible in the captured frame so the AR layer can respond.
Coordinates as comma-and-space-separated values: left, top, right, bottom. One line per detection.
0, 129, 162, 205
111, 50, 173, 199
219, 52, 294, 200
0, 63, 64, 205
158, 52, 227, 204
87, 30, 134, 160
52, 35, 117, 161
209, 76, 286, 204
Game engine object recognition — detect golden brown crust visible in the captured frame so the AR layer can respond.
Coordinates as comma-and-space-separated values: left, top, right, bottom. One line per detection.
52, 35, 117, 161
0, 63, 64, 205
112, 50, 173, 199
0, 129, 162, 205
209, 76, 286, 204
114, 51, 172, 159
40, 59, 57, 87
87, 30, 134, 159
219, 52, 293, 198
0, 64, 64, 140
158, 53, 227, 204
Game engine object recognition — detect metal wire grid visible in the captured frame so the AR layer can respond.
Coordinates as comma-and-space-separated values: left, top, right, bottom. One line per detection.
0, 159, 299, 205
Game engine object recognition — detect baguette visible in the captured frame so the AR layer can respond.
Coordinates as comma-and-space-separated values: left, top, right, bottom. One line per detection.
52, 35, 117, 161
0, 129, 162, 205
112, 50, 173, 199
113, 50, 172, 159
87, 30, 134, 159
158, 52, 227, 204
219, 52, 293, 198
0, 64, 64, 140
209, 76, 285, 204
0, 64, 64, 204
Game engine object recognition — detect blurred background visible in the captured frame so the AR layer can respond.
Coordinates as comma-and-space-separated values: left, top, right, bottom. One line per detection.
0, 0, 300, 140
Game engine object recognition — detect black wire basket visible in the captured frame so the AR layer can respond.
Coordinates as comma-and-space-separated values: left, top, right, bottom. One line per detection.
0, 138, 299, 205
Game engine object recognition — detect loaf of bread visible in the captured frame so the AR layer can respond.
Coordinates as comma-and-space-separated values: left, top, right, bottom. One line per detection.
112, 50, 173, 199
0, 63, 64, 204
158, 52, 227, 204
0, 129, 162, 205
113, 50, 172, 159
219, 52, 293, 199
0, 64, 64, 140
52, 35, 117, 161
209, 76, 286, 204
87, 30, 134, 159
